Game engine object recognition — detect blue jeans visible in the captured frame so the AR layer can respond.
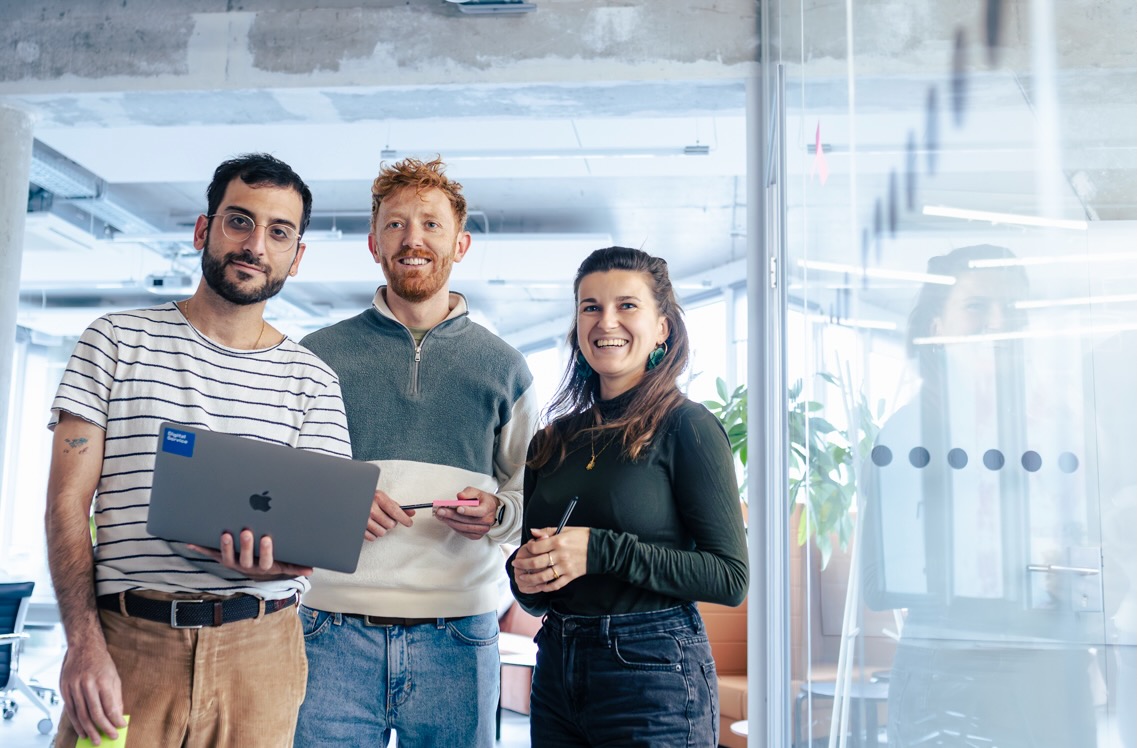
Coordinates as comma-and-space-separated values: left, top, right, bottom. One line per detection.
530, 603, 720, 747
293, 605, 500, 747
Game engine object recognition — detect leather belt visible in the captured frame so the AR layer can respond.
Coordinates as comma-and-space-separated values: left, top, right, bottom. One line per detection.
343, 613, 452, 627
97, 592, 299, 629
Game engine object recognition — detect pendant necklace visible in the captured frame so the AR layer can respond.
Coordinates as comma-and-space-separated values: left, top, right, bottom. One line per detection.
586, 427, 615, 471
180, 297, 266, 349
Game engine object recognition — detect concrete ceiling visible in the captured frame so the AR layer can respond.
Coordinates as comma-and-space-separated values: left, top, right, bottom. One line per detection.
13, 82, 751, 345
3, 0, 1134, 348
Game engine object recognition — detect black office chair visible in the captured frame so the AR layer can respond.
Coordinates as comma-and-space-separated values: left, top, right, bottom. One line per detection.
0, 581, 55, 735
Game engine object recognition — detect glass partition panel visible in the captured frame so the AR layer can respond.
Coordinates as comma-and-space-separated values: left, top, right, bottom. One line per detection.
775, 1, 1135, 746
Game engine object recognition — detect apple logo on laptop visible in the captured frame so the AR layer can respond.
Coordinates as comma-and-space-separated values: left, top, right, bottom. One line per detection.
249, 490, 272, 512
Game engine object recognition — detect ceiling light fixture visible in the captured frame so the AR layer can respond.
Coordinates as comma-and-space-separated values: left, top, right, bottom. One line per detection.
106, 228, 345, 244
1014, 293, 1137, 310
968, 251, 1137, 269
797, 259, 956, 286
445, 0, 537, 14
379, 147, 710, 161
922, 204, 1089, 231
912, 320, 1137, 346
143, 273, 196, 294
806, 314, 898, 331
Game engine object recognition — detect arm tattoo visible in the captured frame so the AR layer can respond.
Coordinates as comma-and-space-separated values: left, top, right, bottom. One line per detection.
63, 434, 90, 452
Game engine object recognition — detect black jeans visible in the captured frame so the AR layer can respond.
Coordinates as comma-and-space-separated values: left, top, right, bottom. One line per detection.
530, 603, 720, 747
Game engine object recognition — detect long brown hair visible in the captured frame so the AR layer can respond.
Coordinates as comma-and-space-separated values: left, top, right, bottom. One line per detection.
529, 247, 690, 470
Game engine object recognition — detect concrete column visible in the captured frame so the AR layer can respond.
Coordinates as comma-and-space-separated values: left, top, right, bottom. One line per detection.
0, 104, 37, 495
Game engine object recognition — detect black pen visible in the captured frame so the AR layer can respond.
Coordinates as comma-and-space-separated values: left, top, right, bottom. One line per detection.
554, 496, 579, 535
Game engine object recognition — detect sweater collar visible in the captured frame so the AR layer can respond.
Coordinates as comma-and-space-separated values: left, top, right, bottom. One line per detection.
370, 286, 469, 329
595, 385, 639, 422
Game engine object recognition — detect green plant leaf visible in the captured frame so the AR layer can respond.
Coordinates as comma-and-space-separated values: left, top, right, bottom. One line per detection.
818, 533, 833, 569
705, 370, 881, 560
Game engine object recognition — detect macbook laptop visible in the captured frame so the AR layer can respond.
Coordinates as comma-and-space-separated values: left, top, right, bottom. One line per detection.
147, 422, 378, 573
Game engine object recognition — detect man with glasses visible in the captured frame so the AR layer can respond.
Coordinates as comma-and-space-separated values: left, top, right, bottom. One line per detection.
45, 153, 352, 746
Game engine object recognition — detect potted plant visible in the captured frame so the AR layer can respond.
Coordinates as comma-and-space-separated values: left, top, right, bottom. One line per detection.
703, 373, 881, 568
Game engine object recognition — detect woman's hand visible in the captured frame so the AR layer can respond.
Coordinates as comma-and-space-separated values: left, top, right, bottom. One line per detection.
511, 526, 589, 594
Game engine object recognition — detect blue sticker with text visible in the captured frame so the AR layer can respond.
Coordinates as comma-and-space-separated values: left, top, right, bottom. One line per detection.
161, 427, 195, 457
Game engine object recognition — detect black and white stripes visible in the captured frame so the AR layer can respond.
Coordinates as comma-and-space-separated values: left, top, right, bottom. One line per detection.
50, 303, 352, 600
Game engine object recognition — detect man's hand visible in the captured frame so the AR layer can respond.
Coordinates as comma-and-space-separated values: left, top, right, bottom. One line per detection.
364, 489, 416, 540
46, 413, 125, 744
188, 530, 312, 580
434, 487, 499, 541
58, 639, 126, 745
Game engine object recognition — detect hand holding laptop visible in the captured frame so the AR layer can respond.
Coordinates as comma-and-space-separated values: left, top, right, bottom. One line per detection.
188, 530, 313, 580
149, 424, 380, 573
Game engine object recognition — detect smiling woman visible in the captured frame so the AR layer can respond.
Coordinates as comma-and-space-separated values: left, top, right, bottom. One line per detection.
506, 246, 748, 747
575, 268, 669, 401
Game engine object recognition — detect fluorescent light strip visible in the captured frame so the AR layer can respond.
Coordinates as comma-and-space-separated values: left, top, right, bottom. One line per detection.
797, 259, 956, 286
912, 320, 1137, 345
106, 229, 345, 244
969, 252, 1137, 269
383, 148, 709, 162
1015, 293, 1137, 310
922, 205, 1088, 231
478, 280, 710, 291
806, 314, 898, 331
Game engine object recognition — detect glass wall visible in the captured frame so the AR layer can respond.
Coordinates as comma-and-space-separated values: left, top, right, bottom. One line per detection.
0, 333, 72, 591
774, 1, 1135, 746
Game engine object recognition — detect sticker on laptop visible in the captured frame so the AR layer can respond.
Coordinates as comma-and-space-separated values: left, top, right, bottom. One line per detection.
161, 427, 195, 457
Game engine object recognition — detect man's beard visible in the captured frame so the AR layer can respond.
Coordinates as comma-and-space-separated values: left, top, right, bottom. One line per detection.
201, 241, 288, 305
382, 249, 454, 303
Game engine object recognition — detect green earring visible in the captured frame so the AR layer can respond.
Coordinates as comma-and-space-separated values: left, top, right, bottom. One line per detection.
646, 341, 668, 371
575, 349, 593, 378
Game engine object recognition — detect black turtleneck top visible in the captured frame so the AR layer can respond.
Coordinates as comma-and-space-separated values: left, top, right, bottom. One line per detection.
506, 390, 749, 616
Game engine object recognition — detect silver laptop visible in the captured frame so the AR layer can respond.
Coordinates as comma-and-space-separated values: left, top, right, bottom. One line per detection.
147, 422, 378, 573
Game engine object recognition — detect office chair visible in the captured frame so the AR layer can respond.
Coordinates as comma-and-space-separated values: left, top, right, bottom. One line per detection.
0, 581, 55, 735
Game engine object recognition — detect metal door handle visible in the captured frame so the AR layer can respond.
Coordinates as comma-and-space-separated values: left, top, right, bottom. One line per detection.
1027, 564, 1101, 575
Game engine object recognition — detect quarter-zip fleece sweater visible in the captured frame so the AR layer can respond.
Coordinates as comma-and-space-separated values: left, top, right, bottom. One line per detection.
301, 288, 539, 618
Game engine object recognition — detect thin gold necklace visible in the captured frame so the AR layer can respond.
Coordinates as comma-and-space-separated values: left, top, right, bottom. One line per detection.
181, 298, 267, 350
586, 428, 614, 471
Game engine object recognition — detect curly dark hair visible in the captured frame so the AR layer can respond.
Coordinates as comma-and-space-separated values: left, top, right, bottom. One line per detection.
206, 153, 313, 236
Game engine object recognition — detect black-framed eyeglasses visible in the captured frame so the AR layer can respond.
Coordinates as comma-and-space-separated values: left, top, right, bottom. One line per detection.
207, 212, 300, 252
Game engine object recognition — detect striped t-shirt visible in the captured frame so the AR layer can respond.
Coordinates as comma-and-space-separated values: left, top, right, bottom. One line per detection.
49, 302, 352, 600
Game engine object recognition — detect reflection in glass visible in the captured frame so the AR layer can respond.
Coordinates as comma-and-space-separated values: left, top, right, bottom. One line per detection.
862, 245, 1099, 747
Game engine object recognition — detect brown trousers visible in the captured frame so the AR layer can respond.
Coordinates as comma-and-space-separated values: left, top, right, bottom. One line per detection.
55, 598, 306, 748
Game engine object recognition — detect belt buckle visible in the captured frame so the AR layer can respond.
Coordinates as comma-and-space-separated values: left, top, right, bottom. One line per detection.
170, 599, 205, 629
